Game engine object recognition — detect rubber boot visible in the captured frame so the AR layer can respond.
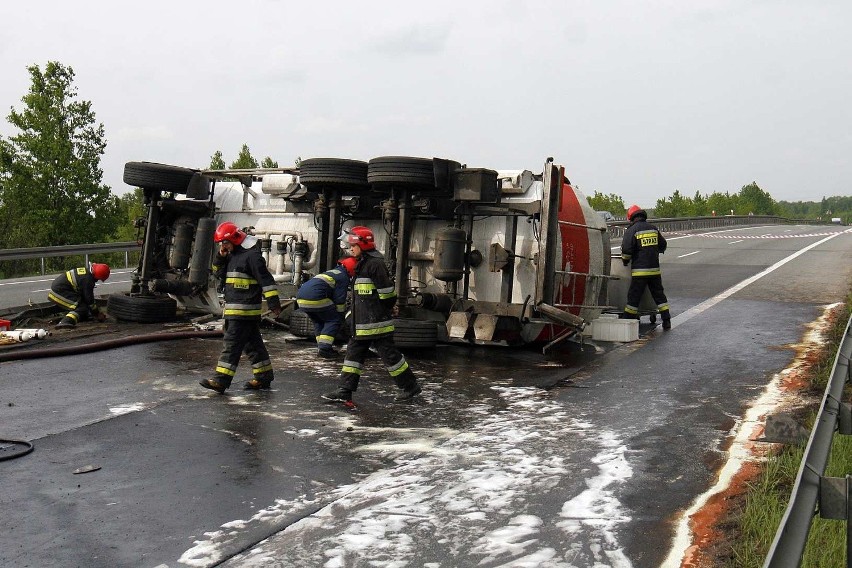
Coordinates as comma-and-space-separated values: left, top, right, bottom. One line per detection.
55, 316, 76, 329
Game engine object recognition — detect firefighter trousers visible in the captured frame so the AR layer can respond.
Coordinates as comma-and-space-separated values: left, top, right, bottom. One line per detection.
213, 319, 274, 387
48, 288, 92, 324
338, 335, 416, 393
624, 275, 671, 320
303, 305, 343, 352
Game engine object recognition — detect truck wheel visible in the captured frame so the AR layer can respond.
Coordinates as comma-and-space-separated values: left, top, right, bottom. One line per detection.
367, 156, 460, 196
123, 162, 198, 194
392, 319, 438, 349
287, 310, 315, 337
298, 158, 369, 192
107, 293, 178, 323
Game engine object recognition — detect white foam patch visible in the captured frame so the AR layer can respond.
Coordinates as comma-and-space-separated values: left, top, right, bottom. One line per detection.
108, 403, 146, 415
196, 386, 634, 567
661, 302, 842, 567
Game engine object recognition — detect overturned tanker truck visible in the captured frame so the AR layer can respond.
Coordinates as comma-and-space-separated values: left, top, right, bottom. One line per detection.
108, 157, 615, 350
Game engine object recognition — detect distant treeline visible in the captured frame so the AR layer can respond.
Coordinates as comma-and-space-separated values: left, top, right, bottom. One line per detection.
587, 184, 850, 223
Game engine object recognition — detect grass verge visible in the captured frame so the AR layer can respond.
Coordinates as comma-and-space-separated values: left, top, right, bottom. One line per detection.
723, 291, 852, 567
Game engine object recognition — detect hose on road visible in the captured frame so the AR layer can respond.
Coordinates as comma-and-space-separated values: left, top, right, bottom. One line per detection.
0, 329, 224, 363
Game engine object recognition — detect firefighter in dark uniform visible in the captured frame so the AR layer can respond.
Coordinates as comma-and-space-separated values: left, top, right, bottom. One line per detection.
322, 226, 422, 404
296, 257, 357, 358
200, 222, 282, 393
620, 205, 672, 330
49, 263, 111, 329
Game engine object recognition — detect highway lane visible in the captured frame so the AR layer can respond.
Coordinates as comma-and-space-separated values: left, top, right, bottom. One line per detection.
0, 269, 135, 313
1, 224, 850, 568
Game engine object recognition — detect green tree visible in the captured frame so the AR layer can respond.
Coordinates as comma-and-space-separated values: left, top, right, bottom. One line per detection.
209, 150, 226, 170
113, 188, 145, 241
654, 189, 692, 217
691, 191, 709, 216
587, 191, 625, 216
0, 61, 121, 251
260, 156, 279, 168
738, 182, 777, 215
230, 143, 259, 169
706, 191, 736, 216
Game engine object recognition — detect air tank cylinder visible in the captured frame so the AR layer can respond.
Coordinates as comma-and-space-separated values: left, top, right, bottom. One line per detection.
433, 227, 467, 282
189, 218, 217, 286
170, 223, 195, 270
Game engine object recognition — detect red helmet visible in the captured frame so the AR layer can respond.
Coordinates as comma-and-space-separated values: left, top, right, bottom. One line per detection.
214, 221, 246, 245
91, 263, 110, 281
338, 256, 358, 277
346, 226, 375, 251
627, 205, 645, 221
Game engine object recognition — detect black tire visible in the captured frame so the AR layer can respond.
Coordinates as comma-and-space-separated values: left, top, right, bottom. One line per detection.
288, 310, 315, 338
367, 156, 435, 188
298, 158, 369, 191
392, 318, 438, 349
107, 293, 178, 323
123, 162, 198, 194
289, 309, 350, 342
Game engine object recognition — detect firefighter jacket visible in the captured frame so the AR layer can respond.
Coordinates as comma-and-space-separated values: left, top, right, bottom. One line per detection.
296, 267, 350, 313
215, 245, 280, 320
349, 251, 396, 340
620, 218, 667, 277
49, 266, 101, 313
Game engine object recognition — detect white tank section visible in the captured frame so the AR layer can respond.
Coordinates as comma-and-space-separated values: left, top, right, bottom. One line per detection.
198, 159, 610, 347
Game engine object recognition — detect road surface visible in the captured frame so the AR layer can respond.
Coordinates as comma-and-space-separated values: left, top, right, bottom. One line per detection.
1, 224, 850, 567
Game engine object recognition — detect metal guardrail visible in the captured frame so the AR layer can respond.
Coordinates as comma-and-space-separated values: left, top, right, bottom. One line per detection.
606, 215, 820, 239
764, 313, 852, 567
0, 241, 139, 273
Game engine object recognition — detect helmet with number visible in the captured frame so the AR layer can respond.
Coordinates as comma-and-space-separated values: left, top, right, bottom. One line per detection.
91, 263, 110, 282
338, 256, 358, 277
627, 205, 646, 222
345, 226, 375, 251
213, 221, 246, 245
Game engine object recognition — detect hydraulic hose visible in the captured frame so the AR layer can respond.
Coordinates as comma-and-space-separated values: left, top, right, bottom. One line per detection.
0, 438, 33, 461
0, 329, 223, 363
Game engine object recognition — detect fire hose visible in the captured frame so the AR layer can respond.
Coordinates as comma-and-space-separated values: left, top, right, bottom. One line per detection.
0, 329, 223, 363
0, 328, 224, 460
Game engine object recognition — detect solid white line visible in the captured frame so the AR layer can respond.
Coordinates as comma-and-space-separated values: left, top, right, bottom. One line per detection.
677, 251, 701, 259
661, 229, 849, 568
728, 240, 744, 244
666, 231, 845, 330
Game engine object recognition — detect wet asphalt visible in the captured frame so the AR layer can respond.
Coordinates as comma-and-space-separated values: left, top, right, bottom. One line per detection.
1, 225, 850, 568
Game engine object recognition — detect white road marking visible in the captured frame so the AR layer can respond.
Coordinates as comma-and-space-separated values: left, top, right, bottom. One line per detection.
676, 251, 701, 258
666, 230, 845, 331
728, 240, 744, 244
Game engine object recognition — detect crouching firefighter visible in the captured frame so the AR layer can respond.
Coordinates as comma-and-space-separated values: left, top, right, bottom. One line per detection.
49, 263, 110, 329
200, 222, 282, 394
296, 257, 357, 358
322, 226, 422, 404
620, 205, 672, 330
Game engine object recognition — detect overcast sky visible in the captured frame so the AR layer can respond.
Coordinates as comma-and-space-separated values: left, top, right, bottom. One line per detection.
1, 1, 849, 207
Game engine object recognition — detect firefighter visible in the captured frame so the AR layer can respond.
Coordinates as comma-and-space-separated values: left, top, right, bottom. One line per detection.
200, 222, 282, 393
322, 226, 422, 404
49, 263, 110, 329
296, 257, 357, 358
620, 205, 672, 330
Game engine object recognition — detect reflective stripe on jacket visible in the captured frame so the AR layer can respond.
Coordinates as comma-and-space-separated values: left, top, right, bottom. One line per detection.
350, 252, 396, 339
219, 245, 280, 320
49, 266, 99, 312
296, 267, 350, 313
620, 219, 667, 277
